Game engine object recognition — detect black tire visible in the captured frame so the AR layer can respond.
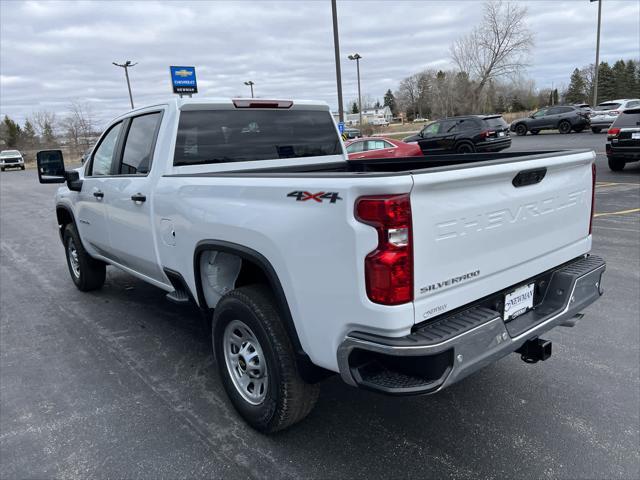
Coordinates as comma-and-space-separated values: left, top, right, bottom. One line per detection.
558, 121, 572, 134
515, 124, 527, 136
0, 168, 4, 172
591, 127, 601, 134
212, 285, 319, 433
20, 165, 25, 170
573, 125, 585, 133
608, 157, 626, 171
63, 223, 106, 291
530, 129, 540, 135
456, 142, 475, 154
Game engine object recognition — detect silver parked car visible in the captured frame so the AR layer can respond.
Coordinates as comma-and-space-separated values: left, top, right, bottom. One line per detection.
590, 98, 640, 133
0, 150, 25, 171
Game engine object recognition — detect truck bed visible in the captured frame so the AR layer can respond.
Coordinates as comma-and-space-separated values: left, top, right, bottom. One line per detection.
166, 150, 583, 177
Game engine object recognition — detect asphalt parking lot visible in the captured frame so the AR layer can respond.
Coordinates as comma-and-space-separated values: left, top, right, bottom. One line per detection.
1, 133, 639, 479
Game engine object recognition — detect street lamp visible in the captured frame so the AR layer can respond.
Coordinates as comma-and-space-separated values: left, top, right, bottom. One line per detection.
348, 53, 362, 127
331, 0, 344, 122
590, 0, 602, 106
112, 60, 137, 109
244, 80, 255, 98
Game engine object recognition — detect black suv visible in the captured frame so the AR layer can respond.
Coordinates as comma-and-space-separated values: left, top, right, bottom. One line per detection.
403, 115, 511, 154
510, 105, 590, 135
606, 108, 640, 171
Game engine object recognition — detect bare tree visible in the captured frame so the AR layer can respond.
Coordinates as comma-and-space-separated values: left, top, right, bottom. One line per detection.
32, 110, 58, 143
61, 101, 96, 152
451, 0, 533, 110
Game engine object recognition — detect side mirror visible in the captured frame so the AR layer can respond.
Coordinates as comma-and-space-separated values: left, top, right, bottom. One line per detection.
36, 150, 83, 192
36, 150, 66, 184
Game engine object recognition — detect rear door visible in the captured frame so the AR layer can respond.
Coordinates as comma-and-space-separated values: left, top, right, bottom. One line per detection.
102, 110, 165, 281
410, 151, 595, 323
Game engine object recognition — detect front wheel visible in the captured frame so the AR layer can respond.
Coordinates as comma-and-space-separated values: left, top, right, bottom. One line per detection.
20, 165, 25, 170
608, 157, 626, 171
515, 124, 527, 136
213, 285, 319, 433
558, 121, 572, 134
63, 224, 106, 291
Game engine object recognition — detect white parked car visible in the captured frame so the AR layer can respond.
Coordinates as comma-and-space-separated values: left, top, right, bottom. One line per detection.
37, 97, 605, 432
0, 150, 25, 171
590, 98, 640, 133
370, 117, 389, 126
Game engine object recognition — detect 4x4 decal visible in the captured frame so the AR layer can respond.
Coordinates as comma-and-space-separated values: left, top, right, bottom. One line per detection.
287, 191, 343, 204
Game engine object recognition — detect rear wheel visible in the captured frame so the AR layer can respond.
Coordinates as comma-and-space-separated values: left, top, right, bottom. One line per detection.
591, 127, 602, 134
608, 157, 626, 171
213, 285, 319, 433
63, 223, 106, 291
455, 142, 475, 153
558, 121, 572, 134
515, 124, 527, 136
530, 129, 540, 135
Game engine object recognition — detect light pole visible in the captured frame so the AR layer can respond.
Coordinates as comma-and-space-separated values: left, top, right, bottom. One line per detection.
244, 80, 255, 98
112, 60, 137, 109
348, 53, 362, 127
591, 0, 602, 106
331, 0, 344, 122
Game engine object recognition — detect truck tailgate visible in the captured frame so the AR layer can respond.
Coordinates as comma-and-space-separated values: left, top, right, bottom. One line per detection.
411, 151, 595, 324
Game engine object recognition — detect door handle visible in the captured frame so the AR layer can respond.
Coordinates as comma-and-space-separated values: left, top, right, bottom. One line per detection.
93, 190, 104, 199
131, 193, 146, 203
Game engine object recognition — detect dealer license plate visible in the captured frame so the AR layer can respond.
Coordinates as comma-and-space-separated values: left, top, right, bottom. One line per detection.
632, 132, 640, 139
503, 283, 535, 321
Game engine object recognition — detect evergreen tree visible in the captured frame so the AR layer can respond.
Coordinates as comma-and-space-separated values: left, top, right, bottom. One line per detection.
383, 89, 397, 115
374, 100, 382, 109
611, 60, 627, 99
623, 59, 639, 97
553, 89, 559, 105
42, 121, 55, 145
596, 62, 616, 103
351, 102, 359, 114
548, 91, 553, 106
22, 119, 37, 147
564, 68, 586, 104
1, 115, 21, 147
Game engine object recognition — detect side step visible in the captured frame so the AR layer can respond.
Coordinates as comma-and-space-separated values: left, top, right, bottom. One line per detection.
166, 289, 190, 304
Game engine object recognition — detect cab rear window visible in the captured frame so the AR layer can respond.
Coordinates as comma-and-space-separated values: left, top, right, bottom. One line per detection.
594, 103, 621, 111
483, 117, 508, 129
174, 109, 341, 166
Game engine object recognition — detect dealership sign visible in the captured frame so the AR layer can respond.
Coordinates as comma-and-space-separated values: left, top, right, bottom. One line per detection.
170, 66, 198, 94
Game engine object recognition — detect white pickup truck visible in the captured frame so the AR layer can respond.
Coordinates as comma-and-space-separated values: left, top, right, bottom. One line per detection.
37, 98, 605, 432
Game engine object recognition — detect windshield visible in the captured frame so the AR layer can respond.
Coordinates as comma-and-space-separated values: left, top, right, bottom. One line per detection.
0, 150, 20, 157
594, 103, 621, 111
174, 109, 342, 166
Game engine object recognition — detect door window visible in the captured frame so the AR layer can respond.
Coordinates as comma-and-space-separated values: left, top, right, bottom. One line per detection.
90, 122, 123, 176
439, 120, 458, 133
366, 140, 387, 150
120, 112, 162, 174
532, 109, 548, 118
422, 122, 440, 135
346, 141, 364, 153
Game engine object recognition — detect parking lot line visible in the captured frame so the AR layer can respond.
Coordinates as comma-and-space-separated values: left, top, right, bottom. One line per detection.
593, 208, 640, 218
596, 181, 640, 187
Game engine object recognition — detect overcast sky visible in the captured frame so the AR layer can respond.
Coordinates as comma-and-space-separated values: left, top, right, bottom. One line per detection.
1, 0, 639, 128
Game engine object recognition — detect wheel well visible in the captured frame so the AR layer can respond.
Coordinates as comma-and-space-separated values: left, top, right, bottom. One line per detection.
193, 241, 333, 384
56, 207, 74, 237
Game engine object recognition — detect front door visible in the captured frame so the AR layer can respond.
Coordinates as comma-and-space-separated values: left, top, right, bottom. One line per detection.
76, 121, 124, 258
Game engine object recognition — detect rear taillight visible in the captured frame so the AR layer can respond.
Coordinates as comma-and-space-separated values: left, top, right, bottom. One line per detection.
355, 194, 413, 305
589, 163, 596, 235
610, 110, 620, 115
607, 127, 621, 137
479, 130, 495, 139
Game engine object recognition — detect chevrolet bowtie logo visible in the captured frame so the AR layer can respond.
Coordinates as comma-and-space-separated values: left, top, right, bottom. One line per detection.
174, 69, 193, 77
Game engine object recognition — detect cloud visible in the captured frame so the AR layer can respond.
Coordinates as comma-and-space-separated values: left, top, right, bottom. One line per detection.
0, 0, 638, 128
